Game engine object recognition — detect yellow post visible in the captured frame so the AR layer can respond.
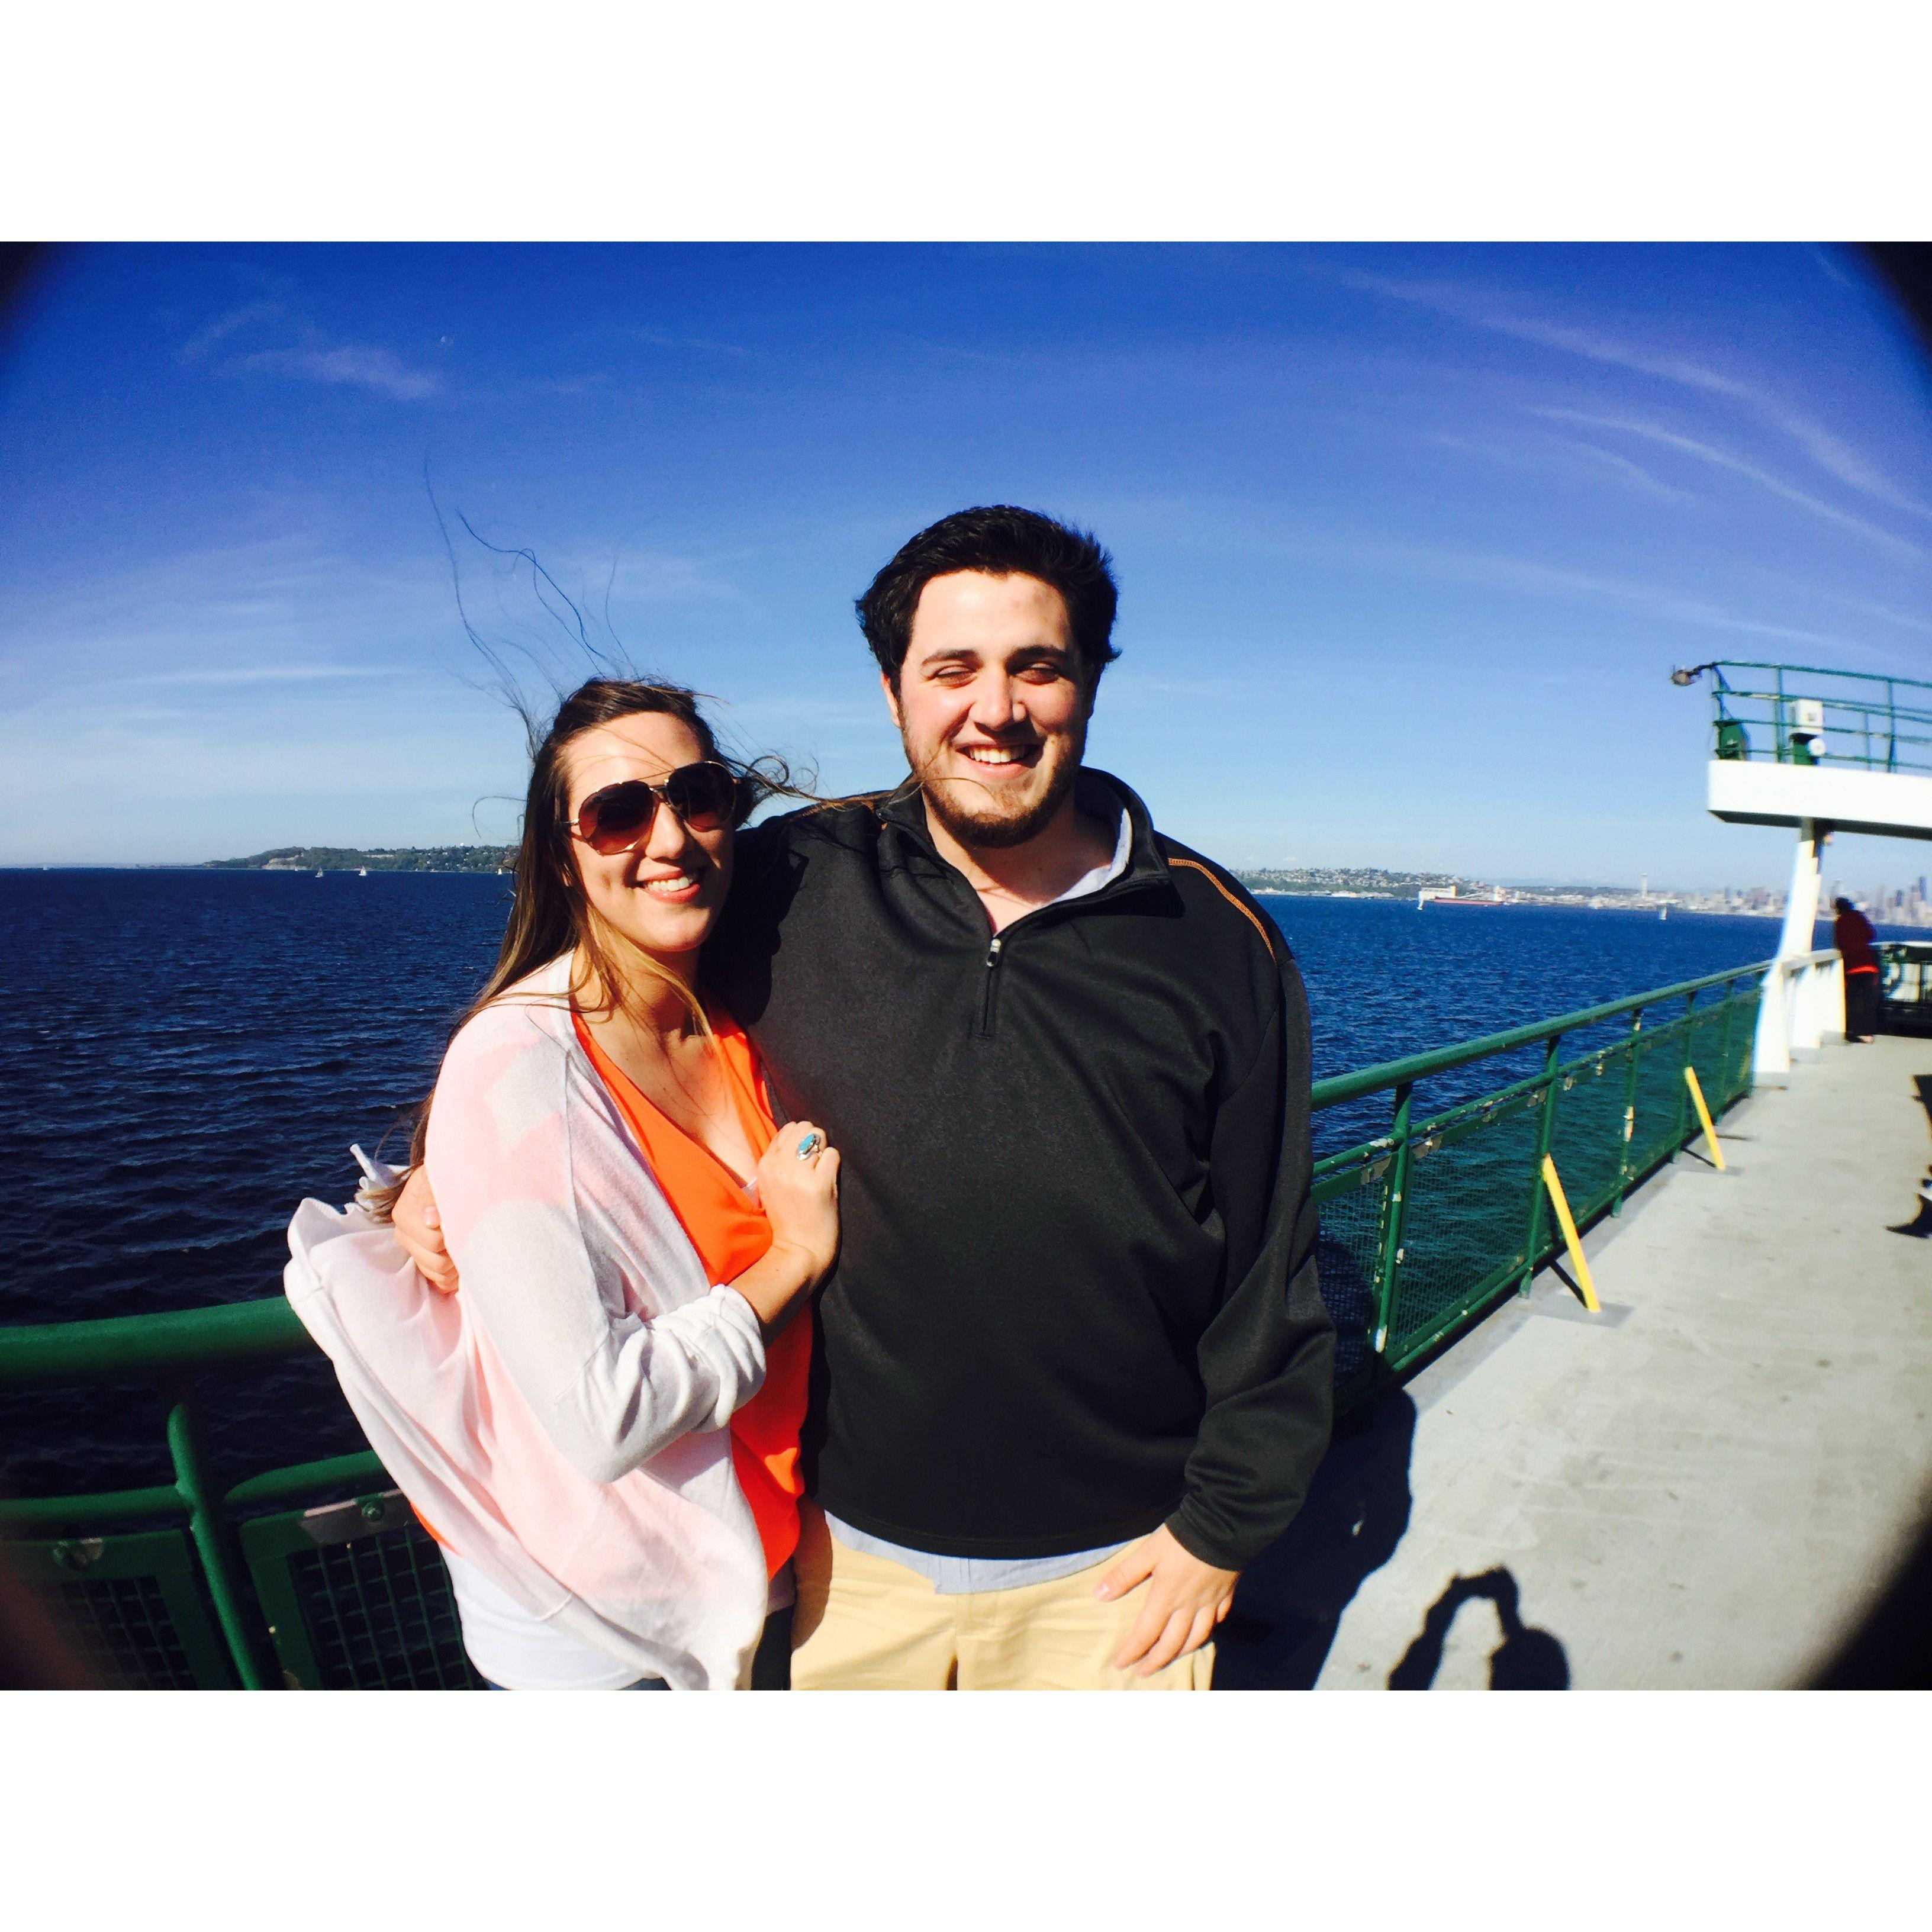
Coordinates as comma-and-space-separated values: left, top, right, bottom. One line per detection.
1540, 1155, 1601, 1312
1682, 1064, 1727, 1171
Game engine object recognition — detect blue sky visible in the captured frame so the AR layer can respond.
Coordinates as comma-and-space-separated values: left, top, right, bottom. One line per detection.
3, 242, 1930, 887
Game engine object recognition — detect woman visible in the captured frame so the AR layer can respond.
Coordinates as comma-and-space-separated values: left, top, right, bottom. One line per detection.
285, 678, 839, 1689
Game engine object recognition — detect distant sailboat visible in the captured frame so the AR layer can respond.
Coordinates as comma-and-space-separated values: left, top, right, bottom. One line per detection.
359, 868, 368, 877
314, 870, 323, 879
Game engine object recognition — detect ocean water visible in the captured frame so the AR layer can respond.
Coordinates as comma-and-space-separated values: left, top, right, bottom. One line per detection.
0, 868, 1892, 1497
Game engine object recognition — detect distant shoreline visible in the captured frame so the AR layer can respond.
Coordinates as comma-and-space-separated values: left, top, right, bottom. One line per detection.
202, 845, 514, 874
1, 858, 1920, 926
1, 864, 513, 876
1251, 891, 1783, 919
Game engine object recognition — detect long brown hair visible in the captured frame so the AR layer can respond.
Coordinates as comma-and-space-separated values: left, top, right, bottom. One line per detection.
369, 677, 791, 1218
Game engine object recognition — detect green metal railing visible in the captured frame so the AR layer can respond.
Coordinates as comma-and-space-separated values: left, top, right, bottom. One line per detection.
1311, 959, 1764, 1402
0, 1302, 479, 1691
1682, 659, 1932, 773
0, 953, 1795, 1688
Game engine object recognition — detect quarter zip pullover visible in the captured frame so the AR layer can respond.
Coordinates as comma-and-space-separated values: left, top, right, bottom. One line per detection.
711, 769, 1334, 1573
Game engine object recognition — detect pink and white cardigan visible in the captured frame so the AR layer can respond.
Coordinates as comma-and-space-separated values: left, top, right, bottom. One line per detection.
284, 955, 772, 1690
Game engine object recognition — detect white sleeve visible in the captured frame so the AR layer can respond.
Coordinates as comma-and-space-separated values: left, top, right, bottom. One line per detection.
426, 1009, 767, 1485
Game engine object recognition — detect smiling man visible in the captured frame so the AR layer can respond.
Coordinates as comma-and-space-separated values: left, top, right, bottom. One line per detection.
711, 505, 1335, 1688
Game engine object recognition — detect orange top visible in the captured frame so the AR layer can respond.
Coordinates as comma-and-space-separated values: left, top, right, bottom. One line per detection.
571, 1009, 810, 1580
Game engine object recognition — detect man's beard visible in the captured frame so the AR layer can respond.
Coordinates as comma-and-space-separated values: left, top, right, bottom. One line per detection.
912, 737, 1081, 851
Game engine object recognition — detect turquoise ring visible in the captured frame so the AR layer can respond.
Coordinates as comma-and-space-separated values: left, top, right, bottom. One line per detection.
796, 1131, 823, 1160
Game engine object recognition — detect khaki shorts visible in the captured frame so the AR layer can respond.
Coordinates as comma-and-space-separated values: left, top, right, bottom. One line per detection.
788, 1503, 1214, 1691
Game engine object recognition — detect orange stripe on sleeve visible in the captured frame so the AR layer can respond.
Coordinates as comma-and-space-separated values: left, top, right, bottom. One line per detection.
1165, 856, 1278, 955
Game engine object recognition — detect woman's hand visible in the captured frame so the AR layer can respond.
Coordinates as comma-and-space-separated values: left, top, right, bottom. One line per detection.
392, 1165, 460, 1294
731, 1120, 840, 1334
756, 1119, 841, 1282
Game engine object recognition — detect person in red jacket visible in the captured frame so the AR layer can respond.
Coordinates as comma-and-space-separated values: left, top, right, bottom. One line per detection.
1833, 896, 1880, 1043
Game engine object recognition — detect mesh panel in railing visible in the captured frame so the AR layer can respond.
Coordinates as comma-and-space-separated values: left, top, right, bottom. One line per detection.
40, 1572, 203, 1689
1385, 1093, 1544, 1366
1546, 1045, 1632, 1226
1, 1525, 238, 1689
1722, 993, 1760, 1105
284, 1522, 483, 1690
1314, 1163, 1389, 1384
1628, 1026, 1690, 1177
1686, 1003, 1731, 1120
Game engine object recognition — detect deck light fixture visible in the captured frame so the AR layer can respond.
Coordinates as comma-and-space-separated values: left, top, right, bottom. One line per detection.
1670, 662, 1719, 687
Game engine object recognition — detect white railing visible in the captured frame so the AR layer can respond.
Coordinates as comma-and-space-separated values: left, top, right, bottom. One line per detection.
1753, 948, 1844, 1074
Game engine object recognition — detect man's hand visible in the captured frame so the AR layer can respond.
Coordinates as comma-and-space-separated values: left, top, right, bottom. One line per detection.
392, 1165, 459, 1295
1094, 1524, 1239, 1676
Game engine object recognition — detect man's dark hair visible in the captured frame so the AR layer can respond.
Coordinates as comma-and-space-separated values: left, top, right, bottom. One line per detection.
856, 505, 1120, 688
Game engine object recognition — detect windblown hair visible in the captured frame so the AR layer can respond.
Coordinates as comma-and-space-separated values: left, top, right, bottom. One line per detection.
855, 504, 1120, 689
369, 676, 796, 1218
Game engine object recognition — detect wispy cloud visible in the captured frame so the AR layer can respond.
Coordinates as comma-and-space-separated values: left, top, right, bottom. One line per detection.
1534, 406, 1927, 562
633, 327, 752, 358
181, 299, 282, 362
1553, 438, 1701, 506
181, 285, 443, 402
0, 532, 456, 717
1331, 536, 1866, 655
1813, 591, 1932, 639
235, 342, 442, 401
1335, 267, 1932, 530
1429, 428, 1699, 507
126, 664, 409, 688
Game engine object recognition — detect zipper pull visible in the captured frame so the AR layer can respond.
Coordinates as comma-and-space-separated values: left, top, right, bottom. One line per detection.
986, 936, 1004, 967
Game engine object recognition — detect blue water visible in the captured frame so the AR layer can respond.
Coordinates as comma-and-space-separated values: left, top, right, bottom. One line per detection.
0, 870, 1897, 1497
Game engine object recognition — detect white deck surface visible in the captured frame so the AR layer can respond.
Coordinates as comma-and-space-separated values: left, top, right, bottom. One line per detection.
1309, 1031, 1932, 1689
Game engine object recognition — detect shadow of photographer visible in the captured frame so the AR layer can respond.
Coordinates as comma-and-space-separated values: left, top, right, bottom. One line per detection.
1388, 1566, 1570, 1690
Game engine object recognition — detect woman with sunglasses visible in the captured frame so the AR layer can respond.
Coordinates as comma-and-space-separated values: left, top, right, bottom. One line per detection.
285, 678, 839, 1690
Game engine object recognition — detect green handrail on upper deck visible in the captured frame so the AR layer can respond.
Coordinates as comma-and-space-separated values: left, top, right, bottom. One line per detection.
1680, 659, 1932, 774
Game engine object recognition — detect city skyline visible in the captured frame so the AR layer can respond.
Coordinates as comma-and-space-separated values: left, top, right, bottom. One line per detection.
4, 243, 1931, 887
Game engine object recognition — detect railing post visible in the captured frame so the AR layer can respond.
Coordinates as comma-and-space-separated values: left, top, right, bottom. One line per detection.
1519, 1032, 1563, 1294
1612, 1006, 1644, 1215
1370, 1081, 1414, 1363
166, 1384, 273, 1690
1672, 990, 1698, 1158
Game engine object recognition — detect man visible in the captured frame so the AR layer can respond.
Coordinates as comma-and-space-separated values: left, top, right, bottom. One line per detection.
400, 506, 1334, 1688
1832, 896, 1879, 1044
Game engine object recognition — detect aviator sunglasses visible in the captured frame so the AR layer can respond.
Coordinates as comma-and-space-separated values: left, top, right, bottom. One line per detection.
570, 760, 744, 854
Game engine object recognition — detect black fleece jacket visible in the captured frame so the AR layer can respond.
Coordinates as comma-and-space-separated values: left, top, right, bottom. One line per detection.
711, 769, 1334, 1573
